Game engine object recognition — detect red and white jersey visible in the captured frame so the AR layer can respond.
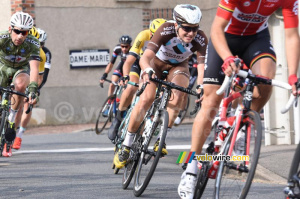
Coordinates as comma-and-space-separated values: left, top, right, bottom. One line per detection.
217, 0, 298, 35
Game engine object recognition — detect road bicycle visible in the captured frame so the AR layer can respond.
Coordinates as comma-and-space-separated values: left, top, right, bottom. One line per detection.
95, 79, 124, 135
284, 141, 300, 199
0, 85, 32, 156
284, 79, 300, 199
193, 68, 296, 199
121, 71, 199, 197
110, 81, 139, 174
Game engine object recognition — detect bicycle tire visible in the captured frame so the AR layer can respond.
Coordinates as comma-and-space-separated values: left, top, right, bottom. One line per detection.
0, 109, 7, 156
214, 110, 262, 199
133, 110, 169, 197
95, 95, 115, 135
288, 142, 300, 180
194, 161, 210, 199
122, 134, 142, 189
174, 96, 190, 126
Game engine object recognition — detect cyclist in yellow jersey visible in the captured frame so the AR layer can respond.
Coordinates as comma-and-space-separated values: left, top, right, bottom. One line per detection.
107, 18, 167, 142
13, 27, 47, 150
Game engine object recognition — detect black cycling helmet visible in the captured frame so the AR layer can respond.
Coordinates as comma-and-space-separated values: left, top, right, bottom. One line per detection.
119, 35, 132, 45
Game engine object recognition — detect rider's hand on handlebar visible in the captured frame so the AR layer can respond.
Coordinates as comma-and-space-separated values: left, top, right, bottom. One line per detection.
141, 68, 155, 84
288, 75, 300, 96
221, 56, 241, 76
99, 73, 107, 84
119, 75, 129, 86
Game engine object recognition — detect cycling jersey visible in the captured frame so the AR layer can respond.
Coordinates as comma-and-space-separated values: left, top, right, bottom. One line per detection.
39, 48, 46, 74
129, 29, 151, 58
217, 0, 299, 35
0, 31, 41, 68
110, 44, 129, 64
147, 21, 207, 65
128, 29, 151, 78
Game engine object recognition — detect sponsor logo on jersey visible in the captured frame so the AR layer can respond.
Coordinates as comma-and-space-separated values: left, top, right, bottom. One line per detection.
160, 30, 175, 36
26, 38, 40, 47
4, 55, 26, 63
293, 1, 298, 16
266, 0, 278, 2
244, 1, 250, 7
163, 26, 175, 31
234, 10, 268, 23
194, 34, 206, 47
0, 34, 9, 39
135, 40, 142, 49
264, 3, 275, 8
203, 78, 219, 83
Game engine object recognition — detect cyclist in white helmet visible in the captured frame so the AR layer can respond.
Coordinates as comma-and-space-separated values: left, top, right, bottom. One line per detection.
0, 12, 40, 157
13, 28, 52, 151
113, 4, 207, 172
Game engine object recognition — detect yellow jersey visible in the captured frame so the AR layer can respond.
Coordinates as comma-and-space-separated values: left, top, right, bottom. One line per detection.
129, 29, 151, 58
39, 48, 46, 74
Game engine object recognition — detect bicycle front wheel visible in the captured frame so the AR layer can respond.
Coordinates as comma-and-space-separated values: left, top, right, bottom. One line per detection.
122, 134, 142, 189
214, 110, 262, 199
0, 109, 7, 156
95, 95, 115, 135
133, 110, 169, 197
194, 161, 210, 199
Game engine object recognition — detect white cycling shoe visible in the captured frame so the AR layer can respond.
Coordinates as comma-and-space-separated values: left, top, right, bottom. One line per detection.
178, 171, 197, 199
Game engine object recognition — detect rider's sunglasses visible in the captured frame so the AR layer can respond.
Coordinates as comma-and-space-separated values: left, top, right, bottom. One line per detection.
179, 24, 199, 33
121, 45, 130, 49
12, 28, 29, 36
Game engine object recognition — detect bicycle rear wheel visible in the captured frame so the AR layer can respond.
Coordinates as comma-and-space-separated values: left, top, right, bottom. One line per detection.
95, 95, 115, 135
133, 110, 169, 197
214, 110, 262, 199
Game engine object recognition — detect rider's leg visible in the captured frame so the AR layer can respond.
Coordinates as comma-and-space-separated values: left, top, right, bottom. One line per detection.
5, 72, 29, 142
167, 74, 189, 127
118, 74, 139, 111
107, 74, 139, 141
250, 58, 276, 112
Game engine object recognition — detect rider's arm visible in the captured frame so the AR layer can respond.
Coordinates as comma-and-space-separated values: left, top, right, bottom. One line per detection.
211, 16, 232, 62
285, 27, 300, 77
123, 54, 137, 77
140, 49, 155, 71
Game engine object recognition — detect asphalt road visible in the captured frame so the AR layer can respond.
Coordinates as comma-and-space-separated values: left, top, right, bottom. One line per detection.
0, 124, 287, 199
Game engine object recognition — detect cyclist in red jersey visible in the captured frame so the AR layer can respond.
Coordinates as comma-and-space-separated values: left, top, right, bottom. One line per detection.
178, 0, 300, 198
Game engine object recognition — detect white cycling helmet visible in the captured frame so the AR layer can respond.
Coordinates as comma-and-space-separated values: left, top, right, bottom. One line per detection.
37, 28, 47, 43
10, 11, 34, 30
173, 4, 202, 25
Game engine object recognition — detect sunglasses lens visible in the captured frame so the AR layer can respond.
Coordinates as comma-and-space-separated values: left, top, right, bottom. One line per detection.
181, 25, 198, 32
121, 45, 129, 49
13, 29, 28, 36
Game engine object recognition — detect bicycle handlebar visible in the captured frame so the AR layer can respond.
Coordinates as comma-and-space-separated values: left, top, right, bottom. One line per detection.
0, 86, 33, 114
148, 70, 198, 96
216, 70, 296, 113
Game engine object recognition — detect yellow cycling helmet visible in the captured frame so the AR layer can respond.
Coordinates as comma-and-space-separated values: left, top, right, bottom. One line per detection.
149, 18, 167, 34
29, 26, 40, 39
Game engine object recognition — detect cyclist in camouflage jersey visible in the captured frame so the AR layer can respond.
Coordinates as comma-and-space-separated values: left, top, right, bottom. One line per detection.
0, 12, 40, 157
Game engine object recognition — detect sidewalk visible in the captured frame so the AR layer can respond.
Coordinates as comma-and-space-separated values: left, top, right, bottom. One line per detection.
26, 118, 296, 185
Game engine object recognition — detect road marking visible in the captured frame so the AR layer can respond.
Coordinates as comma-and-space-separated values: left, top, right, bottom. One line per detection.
13, 145, 198, 154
